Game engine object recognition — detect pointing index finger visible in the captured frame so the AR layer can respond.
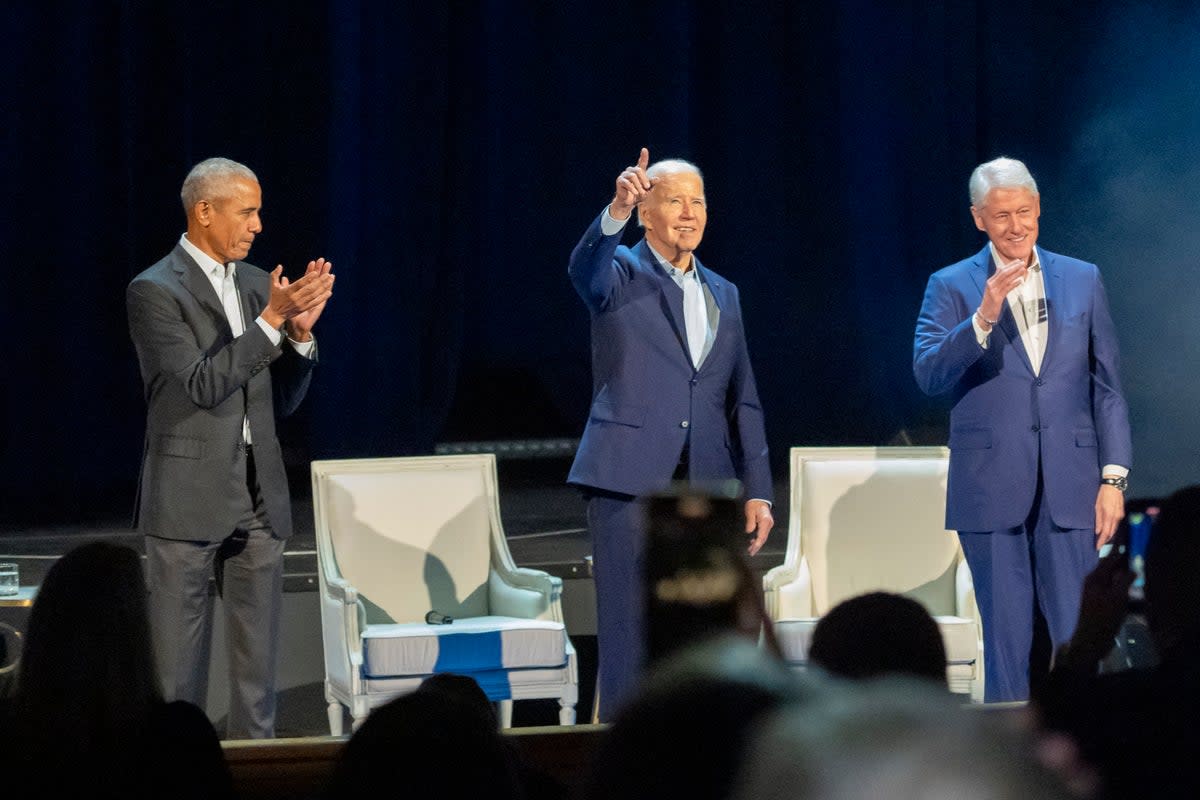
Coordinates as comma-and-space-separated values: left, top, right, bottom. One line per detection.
637, 147, 649, 171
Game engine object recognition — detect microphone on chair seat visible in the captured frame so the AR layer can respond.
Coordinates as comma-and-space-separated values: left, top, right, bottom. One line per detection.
425, 610, 454, 625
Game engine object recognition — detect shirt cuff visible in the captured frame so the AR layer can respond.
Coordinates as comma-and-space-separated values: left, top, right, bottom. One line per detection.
288, 335, 316, 358
749, 498, 772, 508
600, 205, 630, 236
255, 316, 283, 346
1101, 465, 1129, 479
971, 313, 991, 348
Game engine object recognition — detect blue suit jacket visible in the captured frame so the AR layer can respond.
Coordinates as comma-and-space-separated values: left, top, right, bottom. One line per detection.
914, 244, 1131, 532
567, 213, 773, 502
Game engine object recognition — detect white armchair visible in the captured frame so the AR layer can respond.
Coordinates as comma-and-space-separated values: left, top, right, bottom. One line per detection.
762, 447, 982, 698
312, 454, 578, 733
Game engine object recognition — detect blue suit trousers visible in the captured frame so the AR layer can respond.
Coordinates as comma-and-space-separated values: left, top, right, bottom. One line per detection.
958, 470, 1098, 702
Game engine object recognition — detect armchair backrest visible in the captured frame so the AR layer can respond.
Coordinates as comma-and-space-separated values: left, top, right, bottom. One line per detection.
312, 455, 513, 624
788, 447, 959, 615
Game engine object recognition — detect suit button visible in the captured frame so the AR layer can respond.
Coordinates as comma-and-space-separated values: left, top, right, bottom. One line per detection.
1035, 378, 1045, 386
680, 421, 690, 428
1031, 425, 1041, 432
689, 378, 698, 386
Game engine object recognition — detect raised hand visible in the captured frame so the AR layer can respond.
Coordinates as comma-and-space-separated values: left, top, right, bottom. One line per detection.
610, 147, 654, 221
262, 259, 335, 334
978, 257, 1027, 325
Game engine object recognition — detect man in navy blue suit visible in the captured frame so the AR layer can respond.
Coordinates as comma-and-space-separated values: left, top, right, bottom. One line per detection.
914, 157, 1132, 702
568, 148, 774, 719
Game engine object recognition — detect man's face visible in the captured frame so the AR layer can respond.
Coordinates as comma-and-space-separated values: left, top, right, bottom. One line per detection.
640, 171, 707, 262
194, 177, 263, 264
971, 187, 1040, 265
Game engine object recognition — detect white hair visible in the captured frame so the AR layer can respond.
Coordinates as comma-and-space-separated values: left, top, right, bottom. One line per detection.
180, 157, 257, 212
969, 156, 1038, 207
637, 158, 705, 228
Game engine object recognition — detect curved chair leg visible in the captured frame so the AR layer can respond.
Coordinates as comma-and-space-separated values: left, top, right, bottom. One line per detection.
497, 699, 514, 729
327, 701, 344, 736
558, 699, 576, 725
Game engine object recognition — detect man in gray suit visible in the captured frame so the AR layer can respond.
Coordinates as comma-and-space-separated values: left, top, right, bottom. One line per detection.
127, 157, 334, 738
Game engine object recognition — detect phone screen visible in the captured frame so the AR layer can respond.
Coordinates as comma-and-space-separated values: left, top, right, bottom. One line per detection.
1125, 509, 1156, 606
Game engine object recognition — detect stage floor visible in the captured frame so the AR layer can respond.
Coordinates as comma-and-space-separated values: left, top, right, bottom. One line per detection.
0, 457, 790, 735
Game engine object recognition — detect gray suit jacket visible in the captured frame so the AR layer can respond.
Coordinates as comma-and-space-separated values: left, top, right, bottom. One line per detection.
127, 244, 315, 541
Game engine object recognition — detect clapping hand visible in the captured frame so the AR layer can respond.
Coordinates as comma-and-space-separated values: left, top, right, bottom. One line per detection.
262, 258, 335, 339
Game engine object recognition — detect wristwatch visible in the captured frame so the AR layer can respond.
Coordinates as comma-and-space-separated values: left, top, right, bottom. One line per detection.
1101, 475, 1129, 492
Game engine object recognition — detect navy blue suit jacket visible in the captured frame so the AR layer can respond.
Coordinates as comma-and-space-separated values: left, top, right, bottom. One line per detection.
914, 244, 1132, 532
567, 213, 772, 502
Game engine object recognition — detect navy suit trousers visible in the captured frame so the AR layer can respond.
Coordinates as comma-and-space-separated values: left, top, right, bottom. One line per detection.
587, 490, 646, 721
958, 469, 1098, 701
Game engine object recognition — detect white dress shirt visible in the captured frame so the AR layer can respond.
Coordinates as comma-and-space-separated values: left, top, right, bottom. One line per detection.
180, 234, 316, 443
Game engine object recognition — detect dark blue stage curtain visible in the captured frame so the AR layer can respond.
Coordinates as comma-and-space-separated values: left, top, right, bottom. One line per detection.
1, 0, 1197, 523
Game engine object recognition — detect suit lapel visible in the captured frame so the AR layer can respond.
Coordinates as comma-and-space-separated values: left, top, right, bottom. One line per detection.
1039, 248, 1061, 370
636, 241, 691, 361
172, 245, 230, 333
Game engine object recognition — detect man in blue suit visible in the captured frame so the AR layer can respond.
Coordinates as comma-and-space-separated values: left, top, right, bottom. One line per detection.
568, 148, 774, 719
914, 157, 1132, 702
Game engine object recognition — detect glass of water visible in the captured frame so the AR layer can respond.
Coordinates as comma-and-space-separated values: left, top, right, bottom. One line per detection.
0, 563, 18, 596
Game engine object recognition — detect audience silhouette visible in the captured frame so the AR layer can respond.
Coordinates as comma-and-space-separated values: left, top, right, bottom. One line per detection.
14, 490, 1200, 800
0, 541, 231, 799
324, 674, 530, 800
1036, 484, 1200, 798
809, 591, 948, 686
583, 636, 806, 800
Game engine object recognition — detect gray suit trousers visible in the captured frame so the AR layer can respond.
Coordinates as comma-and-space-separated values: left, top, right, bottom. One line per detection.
145, 448, 284, 740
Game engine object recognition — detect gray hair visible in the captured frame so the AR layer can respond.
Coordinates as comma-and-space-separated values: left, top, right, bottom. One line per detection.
180, 157, 258, 212
733, 679, 1077, 800
969, 156, 1038, 207
638, 158, 705, 228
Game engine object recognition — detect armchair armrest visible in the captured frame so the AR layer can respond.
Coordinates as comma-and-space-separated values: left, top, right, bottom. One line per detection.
323, 574, 358, 605
320, 574, 365, 692
763, 557, 813, 620
489, 568, 563, 622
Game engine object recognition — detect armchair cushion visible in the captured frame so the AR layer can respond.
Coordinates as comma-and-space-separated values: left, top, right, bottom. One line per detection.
774, 615, 976, 668
361, 616, 568, 678
934, 615, 981, 667
773, 618, 817, 665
